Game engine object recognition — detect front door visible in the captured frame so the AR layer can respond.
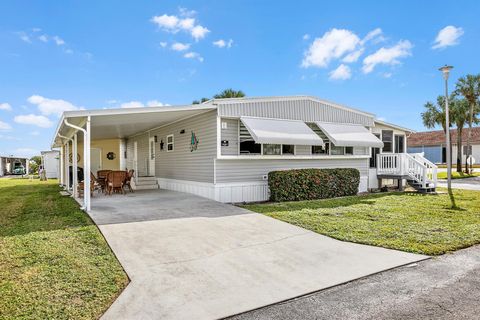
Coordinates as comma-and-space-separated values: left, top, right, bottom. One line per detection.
90, 148, 102, 175
394, 135, 405, 153
148, 137, 155, 176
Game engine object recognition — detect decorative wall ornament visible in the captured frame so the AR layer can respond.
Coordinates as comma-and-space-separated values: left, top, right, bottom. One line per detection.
190, 131, 199, 152
160, 140, 164, 150
106, 152, 116, 160
69, 153, 81, 163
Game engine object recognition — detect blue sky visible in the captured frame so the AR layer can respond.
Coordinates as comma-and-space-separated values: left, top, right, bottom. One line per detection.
0, 0, 479, 157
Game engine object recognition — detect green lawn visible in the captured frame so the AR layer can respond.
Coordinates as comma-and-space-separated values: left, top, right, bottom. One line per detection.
0, 178, 128, 319
242, 189, 480, 256
437, 171, 480, 179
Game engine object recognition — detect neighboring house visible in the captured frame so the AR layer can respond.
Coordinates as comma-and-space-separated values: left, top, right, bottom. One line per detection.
0, 156, 29, 176
408, 127, 480, 164
41, 150, 60, 179
52, 96, 433, 211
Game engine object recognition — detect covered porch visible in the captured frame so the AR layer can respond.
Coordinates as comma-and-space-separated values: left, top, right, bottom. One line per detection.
52, 104, 215, 212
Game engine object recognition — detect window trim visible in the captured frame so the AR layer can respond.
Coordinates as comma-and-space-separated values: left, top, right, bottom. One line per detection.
381, 130, 394, 153
166, 134, 174, 152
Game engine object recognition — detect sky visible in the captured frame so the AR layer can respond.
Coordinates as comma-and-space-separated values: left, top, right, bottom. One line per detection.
0, 0, 479, 157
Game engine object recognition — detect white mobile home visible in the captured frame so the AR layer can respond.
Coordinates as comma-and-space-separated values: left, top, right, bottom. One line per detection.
52, 96, 437, 211
41, 150, 60, 179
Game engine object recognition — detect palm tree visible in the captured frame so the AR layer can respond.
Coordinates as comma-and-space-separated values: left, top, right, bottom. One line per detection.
450, 97, 470, 172
455, 74, 480, 173
213, 89, 245, 99
421, 95, 453, 164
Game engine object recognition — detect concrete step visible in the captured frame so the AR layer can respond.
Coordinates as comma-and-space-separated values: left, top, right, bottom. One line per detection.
135, 179, 158, 186
134, 184, 159, 190
136, 176, 157, 182
132, 176, 158, 190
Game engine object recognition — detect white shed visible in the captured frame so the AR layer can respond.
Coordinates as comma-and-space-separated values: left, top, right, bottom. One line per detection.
41, 150, 60, 179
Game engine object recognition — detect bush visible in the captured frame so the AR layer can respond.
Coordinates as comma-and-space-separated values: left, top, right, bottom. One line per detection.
268, 168, 360, 202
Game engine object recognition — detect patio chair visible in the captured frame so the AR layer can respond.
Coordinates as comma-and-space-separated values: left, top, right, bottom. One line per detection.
124, 169, 135, 193
106, 171, 127, 195
77, 173, 99, 198
97, 170, 112, 193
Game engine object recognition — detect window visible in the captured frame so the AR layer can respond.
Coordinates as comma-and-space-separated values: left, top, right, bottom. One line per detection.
282, 144, 295, 155
394, 135, 405, 153
166, 134, 174, 152
382, 130, 393, 152
312, 143, 329, 155
330, 145, 345, 155
263, 144, 281, 155
463, 145, 473, 156
345, 147, 354, 155
240, 141, 261, 154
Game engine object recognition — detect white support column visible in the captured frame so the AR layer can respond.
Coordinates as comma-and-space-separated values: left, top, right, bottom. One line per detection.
59, 145, 64, 185
25, 159, 29, 176
65, 140, 70, 191
72, 133, 78, 198
84, 116, 91, 212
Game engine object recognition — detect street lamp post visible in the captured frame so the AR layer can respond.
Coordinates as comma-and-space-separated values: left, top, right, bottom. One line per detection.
439, 65, 453, 201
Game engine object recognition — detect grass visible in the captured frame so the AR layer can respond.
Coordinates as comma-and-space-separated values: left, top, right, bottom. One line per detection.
437, 171, 480, 179
242, 189, 480, 256
0, 178, 128, 319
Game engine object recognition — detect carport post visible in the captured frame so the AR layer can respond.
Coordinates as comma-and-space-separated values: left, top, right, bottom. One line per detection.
65, 140, 70, 191
25, 158, 29, 176
59, 144, 64, 185
85, 116, 91, 212
63, 117, 89, 212
72, 133, 78, 198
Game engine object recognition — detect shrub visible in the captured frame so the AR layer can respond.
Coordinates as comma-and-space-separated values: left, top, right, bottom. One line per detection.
268, 168, 360, 202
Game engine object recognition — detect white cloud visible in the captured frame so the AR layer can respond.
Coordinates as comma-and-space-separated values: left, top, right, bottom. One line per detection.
0, 120, 12, 130
302, 34, 310, 40
151, 9, 209, 41
159, 42, 167, 48
27, 95, 80, 116
52, 36, 65, 46
0, 103, 12, 111
32, 28, 41, 32
146, 100, 169, 107
18, 32, 31, 43
30, 131, 40, 136
38, 34, 48, 42
342, 48, 364, 63
14, 148, 38, 158
65, 48, 74, 54
184, 51, 203, 62
213, 39, 233, 48
190, 25, 209, 41
120, 100, 169, 108
329, 64, 352, 80
171, 42, 190, 51
432, 26, 464, 49
361, 28, 385, 45
14, 114, 53, 128
120, 101, 145, 108
382, 72, 393, 78
302, 28, 360, 68
362, 40, 413, 74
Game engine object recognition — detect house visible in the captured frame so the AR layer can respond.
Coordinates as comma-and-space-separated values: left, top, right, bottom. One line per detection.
52, 96, 436, 211
407, 127, 480, 164
41, 150, 60, 179
0, 155, 29, 176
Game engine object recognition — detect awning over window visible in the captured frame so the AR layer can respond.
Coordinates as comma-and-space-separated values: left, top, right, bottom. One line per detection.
240, 117, 324, 146
315, 122, 384, 148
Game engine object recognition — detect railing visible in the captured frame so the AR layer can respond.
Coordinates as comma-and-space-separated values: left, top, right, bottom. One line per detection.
377, 153, 438, 189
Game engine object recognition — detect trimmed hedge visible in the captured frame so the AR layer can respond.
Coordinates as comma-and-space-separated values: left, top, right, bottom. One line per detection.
268, 168, 360, 202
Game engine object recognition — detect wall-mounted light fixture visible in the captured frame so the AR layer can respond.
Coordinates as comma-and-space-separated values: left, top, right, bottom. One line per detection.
154, 135, 158, 143
180, 129, 185, 134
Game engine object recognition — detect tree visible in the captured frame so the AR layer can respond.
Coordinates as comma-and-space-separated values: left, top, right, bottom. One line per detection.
192, 89, 245, 104
450, 98, 470, 172
421, 95, 453, 164
29, 155, 42, 174
455, 74, 480, 173
213, 88, 245, 99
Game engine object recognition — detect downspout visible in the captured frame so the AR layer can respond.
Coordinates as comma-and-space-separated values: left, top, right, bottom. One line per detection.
58, 134, 72, 192
64, 118, 91, 212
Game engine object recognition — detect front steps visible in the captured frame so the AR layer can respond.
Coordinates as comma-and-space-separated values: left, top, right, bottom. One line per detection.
406, 179, 436, 194
132, 176, 159, 190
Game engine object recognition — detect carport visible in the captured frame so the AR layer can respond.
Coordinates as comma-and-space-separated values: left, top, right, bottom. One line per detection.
52, 104, 215, 211
86, 188, 428, 320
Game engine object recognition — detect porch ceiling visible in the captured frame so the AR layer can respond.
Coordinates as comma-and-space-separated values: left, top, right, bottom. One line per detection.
53, 105, 216, 146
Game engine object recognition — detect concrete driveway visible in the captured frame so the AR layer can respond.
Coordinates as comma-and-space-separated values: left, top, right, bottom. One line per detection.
88, 189, 427, 320
437, 177, 480, 191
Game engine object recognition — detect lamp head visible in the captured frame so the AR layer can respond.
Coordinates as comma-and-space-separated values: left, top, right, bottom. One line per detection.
439, 65, 453, 80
